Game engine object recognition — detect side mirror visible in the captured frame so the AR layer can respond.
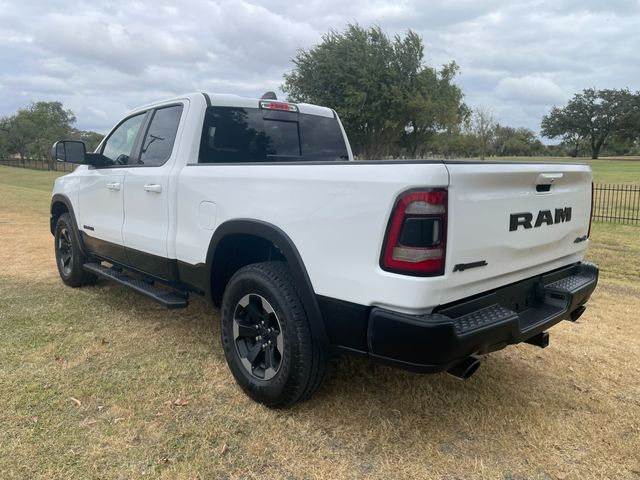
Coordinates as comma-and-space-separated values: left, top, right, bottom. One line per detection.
51, 140, 87, 164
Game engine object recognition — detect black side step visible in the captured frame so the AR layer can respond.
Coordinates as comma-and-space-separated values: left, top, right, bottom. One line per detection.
83, 262, 188, 309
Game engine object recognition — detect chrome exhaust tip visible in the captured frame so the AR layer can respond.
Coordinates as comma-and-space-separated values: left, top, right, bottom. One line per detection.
447, 356, 481, 379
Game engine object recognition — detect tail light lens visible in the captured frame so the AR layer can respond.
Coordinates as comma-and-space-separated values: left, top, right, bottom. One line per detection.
381, 189, 447, 276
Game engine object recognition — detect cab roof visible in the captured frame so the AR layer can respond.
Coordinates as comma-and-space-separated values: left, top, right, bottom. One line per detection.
131, 92, 335, 118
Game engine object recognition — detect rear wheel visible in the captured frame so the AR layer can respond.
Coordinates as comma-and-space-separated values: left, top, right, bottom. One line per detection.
54, 213, 96, 287
220, 262, 327, 408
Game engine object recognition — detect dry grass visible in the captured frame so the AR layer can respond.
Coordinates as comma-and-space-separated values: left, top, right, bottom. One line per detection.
0, 166, 639, 480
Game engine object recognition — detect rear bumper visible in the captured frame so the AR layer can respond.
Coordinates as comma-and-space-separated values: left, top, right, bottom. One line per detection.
367, 261, 598, 373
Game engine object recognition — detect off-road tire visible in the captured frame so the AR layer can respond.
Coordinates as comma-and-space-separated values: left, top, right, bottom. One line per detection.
220, 261, 327, 408
54, 213, 97, 287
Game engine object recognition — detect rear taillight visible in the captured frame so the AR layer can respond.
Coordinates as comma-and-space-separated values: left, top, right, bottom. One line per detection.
588, 181, 594, 238
381, 189, 447, 276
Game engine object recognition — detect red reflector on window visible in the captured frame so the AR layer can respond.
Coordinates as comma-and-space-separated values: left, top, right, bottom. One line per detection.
259, 101, 299, 112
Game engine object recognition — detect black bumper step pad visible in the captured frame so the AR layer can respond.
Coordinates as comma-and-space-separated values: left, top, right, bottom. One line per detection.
544, 274, 595, 293
83, 262, 188, 309
452, 304, 517, 335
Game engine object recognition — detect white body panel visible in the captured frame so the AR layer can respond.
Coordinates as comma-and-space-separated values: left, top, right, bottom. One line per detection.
175, 162, 451, 310
442, 163, 591, 305
52, 92, 593, 315
122, 166, 170, 258
77, 168, 126, 246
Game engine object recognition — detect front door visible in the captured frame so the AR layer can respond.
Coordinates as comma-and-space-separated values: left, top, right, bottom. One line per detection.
78, 112, 147, 264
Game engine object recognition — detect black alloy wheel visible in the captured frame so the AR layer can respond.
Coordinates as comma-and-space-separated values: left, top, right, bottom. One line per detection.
232, 293, 284, 380
57, 226, 74, 277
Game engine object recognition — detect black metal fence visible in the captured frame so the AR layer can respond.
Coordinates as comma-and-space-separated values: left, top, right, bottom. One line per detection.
592, 183, 640, 225
0, 157, 75, 172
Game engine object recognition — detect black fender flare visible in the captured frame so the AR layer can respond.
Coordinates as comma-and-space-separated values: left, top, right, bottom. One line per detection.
50, 194, 87, 254
206, 219, 329, 347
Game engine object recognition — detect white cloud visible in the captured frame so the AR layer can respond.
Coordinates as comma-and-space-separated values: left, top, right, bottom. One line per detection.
0, 0, 638, 134
494, 76, 566, 105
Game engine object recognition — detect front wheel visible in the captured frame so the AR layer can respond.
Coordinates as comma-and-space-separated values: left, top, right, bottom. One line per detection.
54, 213, 96, 287
220, 262, 327, 408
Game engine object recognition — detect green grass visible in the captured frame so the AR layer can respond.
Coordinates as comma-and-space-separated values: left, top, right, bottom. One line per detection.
587, 159, 640, 184
0, 165, 64, 191
1, 164, 639, 479
587, 222, 640, 289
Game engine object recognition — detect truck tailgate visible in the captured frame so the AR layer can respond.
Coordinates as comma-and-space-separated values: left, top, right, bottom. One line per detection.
443, 162, 592, 296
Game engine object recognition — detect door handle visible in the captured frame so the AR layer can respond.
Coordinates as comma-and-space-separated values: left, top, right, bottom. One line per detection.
106, 182, 121, 191
144, 184, 162, 193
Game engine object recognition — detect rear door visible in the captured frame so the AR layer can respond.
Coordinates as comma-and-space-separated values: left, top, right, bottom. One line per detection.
443, 162, 592, 292
121, 103, 185, 279
78, 112, 147, 263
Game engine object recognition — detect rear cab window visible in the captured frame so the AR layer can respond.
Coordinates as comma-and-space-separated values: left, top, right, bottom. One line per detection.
198, 105, 349, 163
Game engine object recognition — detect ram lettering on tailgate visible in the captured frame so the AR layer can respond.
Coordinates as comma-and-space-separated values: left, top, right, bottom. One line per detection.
509, 207, 572, 231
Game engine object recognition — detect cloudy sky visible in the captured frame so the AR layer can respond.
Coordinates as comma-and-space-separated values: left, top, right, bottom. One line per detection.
1, 0, 639, 136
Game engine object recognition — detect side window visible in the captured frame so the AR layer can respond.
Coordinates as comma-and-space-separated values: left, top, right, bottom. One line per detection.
139, 105, 183, 166
101, 113, 146, 166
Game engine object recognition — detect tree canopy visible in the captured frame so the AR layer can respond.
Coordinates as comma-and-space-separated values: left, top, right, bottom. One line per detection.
541, 88, 640, 159
282, 24, 466, 159
0, 101, 103, 163
0, 102, 75, 161
493, 125, 545, 157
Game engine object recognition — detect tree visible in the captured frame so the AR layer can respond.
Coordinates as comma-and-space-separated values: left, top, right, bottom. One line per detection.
541, 88, 640, 159
398, 62, 468, 158
0, 101, 76, 165
0, 114, 31, 161
493, 124, 545, 157
70, 128, 104, 152
282, 24, 466, 159
471, 106, 496, 160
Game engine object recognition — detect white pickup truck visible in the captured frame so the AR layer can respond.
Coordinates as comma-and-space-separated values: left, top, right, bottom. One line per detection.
50, 92, 598, 407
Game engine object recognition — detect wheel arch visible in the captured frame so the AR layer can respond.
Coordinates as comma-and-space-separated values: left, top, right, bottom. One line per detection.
206, 219, 329, 346
51, 194, 79, 237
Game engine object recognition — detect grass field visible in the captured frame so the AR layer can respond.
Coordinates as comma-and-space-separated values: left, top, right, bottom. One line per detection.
1, 164, 639, 479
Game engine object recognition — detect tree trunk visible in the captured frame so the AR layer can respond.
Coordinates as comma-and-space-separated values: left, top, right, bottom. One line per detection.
591, 134, 608, 159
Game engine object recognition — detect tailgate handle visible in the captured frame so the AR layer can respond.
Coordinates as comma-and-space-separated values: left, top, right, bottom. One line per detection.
536, 173, 563, 184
